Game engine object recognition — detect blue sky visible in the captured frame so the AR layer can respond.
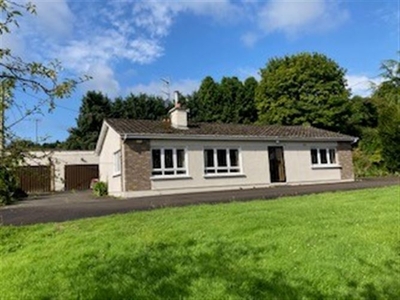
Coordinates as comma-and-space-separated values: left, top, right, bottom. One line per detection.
4, 0, 399, 142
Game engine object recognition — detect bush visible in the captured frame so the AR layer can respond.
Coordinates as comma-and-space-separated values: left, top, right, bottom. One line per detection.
0, 167, 18, 205
93, 181, 108, 197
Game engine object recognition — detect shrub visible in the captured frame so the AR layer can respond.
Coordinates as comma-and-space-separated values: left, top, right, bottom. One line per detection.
93, 181, 108, 197
0, 166, 18, 205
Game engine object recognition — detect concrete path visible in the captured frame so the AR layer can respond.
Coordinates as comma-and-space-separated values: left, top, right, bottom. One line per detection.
1, 177, 398, 226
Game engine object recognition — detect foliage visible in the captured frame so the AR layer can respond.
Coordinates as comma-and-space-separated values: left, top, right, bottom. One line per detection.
64, 92, 171, 150
187, 76, 258, 124
115, 93, 171, 120
347, 95, 378, 137
240, 76, 258, 124
371, 57, 400, 173
0, 0, 87, 203
64, 91, 112, 150
352, 128, 386, 177
92, 181, 108, 197
256, 52, 352, 133
0, 165, 17, 205
0, 187, 399, 298
0, 1, 87, 129
194, 76, 223, 122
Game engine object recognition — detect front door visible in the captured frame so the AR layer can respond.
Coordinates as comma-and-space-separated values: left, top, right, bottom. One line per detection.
268, 146, 286, 183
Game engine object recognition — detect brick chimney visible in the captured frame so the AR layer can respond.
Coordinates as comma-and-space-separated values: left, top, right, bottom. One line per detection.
168, 91, 188, 130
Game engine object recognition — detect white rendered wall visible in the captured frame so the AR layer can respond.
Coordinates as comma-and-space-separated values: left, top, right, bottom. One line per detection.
148, 140, 341, 194
98, 127, 122, 195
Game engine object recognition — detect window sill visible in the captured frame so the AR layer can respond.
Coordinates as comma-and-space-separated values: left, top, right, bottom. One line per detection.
150, 175, 192, 181
113, 172, 121, 178
311, 165, 341, 170
204, 173, 246, 179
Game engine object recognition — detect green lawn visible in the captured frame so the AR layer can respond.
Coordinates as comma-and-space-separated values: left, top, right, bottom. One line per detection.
1, 187, 399, 300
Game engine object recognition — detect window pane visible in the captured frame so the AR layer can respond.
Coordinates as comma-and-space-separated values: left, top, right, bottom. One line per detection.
205, 150, 214, 167
152, 149, 161, 169
177, 149, 185, 168
329, 149, 336, 164
230, 149, 239, 167
206, 169, 215, 174
320, 149, 328, 164
164, 149, 173, 168
311, 149, 318, 164
217, 149, 227, 167
152, 171, 162, 176
217, 169, 228, 173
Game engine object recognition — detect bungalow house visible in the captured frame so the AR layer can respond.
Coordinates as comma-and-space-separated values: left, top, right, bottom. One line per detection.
95, 97, 356, 197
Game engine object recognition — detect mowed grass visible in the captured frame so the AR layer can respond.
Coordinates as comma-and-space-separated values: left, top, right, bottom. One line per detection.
0, 187, 399, 300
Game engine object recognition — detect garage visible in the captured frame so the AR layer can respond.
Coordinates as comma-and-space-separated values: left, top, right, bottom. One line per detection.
16, 166, 52, 193
64, 164, 99, 191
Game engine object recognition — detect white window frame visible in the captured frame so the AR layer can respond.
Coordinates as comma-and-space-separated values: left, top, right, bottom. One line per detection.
113, 150, 121, 176
311, 148, 337, 166
204, 148, 242, 175
151, 147, 188, 178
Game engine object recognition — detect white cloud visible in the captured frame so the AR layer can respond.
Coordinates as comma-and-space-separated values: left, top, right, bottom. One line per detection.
243, 0, 349, 44
33, 0, 74, 38
82, 64, 120, 98
1, 33, 26, 57
241, 32, 260, 48
128, 79, 200, 98
346, 74, 383, 97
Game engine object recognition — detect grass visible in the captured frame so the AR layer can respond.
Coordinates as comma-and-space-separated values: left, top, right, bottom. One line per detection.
0, 186, 399, 300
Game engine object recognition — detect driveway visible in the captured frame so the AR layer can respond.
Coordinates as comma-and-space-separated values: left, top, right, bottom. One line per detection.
1, 177, 398, 226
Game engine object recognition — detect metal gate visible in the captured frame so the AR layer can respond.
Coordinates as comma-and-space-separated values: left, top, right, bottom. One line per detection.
64, 164, 99, 190
16, 166, 52, 193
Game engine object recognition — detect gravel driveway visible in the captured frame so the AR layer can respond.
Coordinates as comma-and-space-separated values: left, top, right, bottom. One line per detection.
1, 177, 398, 226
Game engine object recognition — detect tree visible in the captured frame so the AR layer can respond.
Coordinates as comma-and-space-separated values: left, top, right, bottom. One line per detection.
64, 91, 112, 150
347, 95, 378, 136
240, 77, 258, 124
64, 92, 171, 150
0, 0, 86, 204
122, 93, 169, 120
196, 76, 222, 122
372, 57, 400, 172
256, 52, 351, 133
219, 77, 243, 123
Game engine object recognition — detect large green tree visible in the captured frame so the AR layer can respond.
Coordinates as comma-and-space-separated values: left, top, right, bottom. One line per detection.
256, 52, 351, 133
64, 91, 112, 150
220, 77, 243, 123
120, 93, 169, 120
372, 58, 400, 172
347, 95, 378, 137
64, 92, 171, 150
187, 76, 258, 124
195, 76, 222, 122
240, 77, 258, 124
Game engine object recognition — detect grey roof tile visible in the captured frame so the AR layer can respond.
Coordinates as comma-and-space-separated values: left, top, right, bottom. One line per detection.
105, 119, 355, 141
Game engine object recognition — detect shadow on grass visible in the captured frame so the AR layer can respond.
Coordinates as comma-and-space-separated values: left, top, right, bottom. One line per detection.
56, 240, 328, 300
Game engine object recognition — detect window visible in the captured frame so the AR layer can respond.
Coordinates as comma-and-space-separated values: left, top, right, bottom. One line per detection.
151, 148, 187, 177
113, 150, 121, 175
204, 148, 241, 174
310, 148, 337, 165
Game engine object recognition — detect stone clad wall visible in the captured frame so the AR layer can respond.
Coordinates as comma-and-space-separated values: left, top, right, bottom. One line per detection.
124, 140, 151, 191
337, 142, 355, 180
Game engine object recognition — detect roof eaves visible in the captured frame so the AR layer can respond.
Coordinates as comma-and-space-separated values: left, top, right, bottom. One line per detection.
122, 133, 355, 143
95, 121, 110, 155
